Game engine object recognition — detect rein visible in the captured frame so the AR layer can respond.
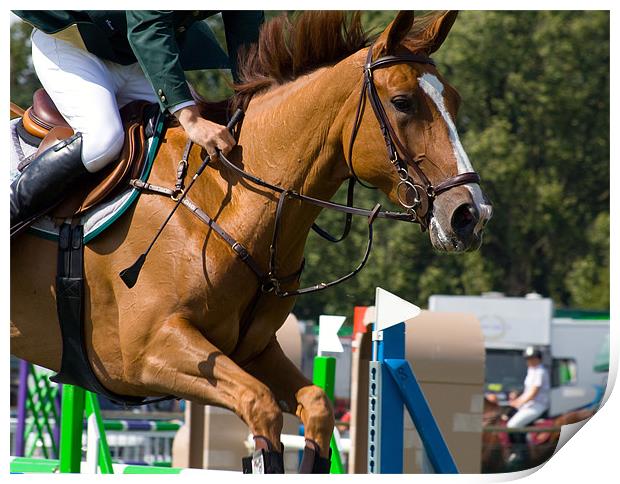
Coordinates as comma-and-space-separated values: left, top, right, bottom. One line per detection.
131, 147, 394, 297
124, 43, 481, 297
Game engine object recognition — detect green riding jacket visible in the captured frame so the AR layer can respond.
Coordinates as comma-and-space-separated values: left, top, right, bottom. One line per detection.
13, 10, 263, 112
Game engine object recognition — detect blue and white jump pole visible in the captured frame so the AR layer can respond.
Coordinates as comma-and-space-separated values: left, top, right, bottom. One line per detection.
367, 288, 459, 474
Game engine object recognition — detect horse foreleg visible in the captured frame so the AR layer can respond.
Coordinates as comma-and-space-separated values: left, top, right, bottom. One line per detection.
132, 317, 284, 463
243, 339, 335, 473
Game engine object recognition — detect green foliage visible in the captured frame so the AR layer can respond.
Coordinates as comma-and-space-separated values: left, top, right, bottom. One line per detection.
437, 11, 609, 308
565, 213, 610, 309
10, 11, 609, 321
10, 21, 41, 108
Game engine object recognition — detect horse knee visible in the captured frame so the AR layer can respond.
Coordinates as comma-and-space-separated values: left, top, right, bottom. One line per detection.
297, 385, 335, 437
239, 385, 283, 437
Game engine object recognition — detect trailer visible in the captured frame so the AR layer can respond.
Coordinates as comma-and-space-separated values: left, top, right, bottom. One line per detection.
428, 293, 609, 415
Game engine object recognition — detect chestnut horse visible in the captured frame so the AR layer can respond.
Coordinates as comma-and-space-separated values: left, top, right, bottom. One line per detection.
11, 11, 492, 472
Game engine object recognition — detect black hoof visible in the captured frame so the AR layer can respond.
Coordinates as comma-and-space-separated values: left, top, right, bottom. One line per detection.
242, 448, 285, 474
242, 437, 284, 474
299, 440, 332, 474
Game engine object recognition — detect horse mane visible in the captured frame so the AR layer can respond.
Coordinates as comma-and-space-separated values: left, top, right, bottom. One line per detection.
230, 11, 449, 110
232, 11, 368, 109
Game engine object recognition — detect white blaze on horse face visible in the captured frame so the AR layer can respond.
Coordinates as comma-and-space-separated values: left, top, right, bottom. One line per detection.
417, 73, 492, 233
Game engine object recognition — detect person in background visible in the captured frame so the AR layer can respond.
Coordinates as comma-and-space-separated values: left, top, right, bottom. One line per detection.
506, 346, 550, 464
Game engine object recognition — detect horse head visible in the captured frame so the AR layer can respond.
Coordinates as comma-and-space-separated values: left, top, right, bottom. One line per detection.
347, 11, 492, 252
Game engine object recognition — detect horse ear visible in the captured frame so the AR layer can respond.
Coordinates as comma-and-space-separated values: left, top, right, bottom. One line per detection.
375, 11, 415, 55
421, 10, 459, 54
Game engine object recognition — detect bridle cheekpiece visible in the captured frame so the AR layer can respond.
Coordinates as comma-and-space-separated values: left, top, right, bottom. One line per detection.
346, 43, 481, 229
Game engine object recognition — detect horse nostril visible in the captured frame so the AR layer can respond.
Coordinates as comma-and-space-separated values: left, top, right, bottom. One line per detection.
451, 203, 477, 233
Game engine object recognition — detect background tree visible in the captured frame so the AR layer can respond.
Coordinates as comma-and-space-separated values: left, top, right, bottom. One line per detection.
10, 21, 41, 108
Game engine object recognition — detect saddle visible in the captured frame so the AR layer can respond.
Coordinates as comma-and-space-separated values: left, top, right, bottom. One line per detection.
15, 88, 156, 219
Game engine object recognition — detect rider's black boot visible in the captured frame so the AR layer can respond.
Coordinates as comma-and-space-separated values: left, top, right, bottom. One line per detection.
10, 133, 87, 237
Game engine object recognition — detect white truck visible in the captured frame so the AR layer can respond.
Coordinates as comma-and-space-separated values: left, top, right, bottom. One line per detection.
428, 293, 609, 416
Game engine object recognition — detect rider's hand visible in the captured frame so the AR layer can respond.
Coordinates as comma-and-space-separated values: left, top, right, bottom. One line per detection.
174, 105, 236, 161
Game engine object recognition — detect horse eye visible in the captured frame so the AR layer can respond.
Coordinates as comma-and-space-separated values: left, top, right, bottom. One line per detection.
391, 96, 414, 113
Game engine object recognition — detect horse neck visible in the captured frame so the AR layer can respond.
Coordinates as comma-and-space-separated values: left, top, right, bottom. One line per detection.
137, 56, 366, 289
212, 55, 363, 266
238, 56, 362, 204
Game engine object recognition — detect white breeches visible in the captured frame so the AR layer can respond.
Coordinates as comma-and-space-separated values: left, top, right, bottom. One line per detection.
30, 28, 158, 173
506, 402, 547, 428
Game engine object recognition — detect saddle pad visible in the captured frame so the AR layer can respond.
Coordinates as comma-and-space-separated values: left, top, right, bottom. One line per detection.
10, 115, 165, 244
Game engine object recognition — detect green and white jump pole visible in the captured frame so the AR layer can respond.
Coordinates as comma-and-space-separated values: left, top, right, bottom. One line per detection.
9, 456, 237, 475
314, 314, 347, 474
10, 383, 114, 474
10, 382, 239, 475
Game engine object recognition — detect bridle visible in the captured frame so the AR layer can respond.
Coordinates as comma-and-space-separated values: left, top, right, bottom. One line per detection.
347, 44, 480, 230
125, 44, 482, 297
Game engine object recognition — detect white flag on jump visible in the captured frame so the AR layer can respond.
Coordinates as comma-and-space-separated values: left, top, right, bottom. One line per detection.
318, 315, 345, 355
375, 287, 421, 331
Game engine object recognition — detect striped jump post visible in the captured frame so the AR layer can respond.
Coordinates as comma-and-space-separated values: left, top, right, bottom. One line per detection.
368, 288, 458, 474
14, 362, 62, 459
